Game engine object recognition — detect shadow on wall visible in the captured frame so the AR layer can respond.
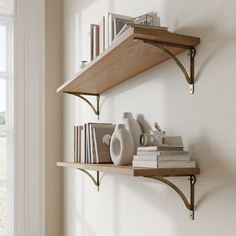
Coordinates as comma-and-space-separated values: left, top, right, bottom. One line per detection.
190, 131, 236, 209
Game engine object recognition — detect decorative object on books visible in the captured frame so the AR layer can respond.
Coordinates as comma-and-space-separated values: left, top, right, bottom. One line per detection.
140, 122, 166, 146
123, 112, 142, 154
80, 60, 87, 69
110, 124, 134, 165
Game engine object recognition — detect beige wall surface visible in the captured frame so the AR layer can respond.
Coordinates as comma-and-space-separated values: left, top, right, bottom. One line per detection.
63, 0, 236, 236
45, 0, 63, 236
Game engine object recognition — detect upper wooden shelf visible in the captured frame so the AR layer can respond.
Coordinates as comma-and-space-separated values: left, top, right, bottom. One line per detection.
57, 162, 200, 177
57, 25, 200, 95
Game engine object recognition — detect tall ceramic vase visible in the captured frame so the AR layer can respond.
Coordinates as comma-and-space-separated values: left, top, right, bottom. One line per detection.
123, 112, 142, 154
110, 124, 134, 165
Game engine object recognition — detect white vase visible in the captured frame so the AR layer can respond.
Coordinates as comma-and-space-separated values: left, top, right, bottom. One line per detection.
123, 112, 142, 154
110, 124, 134, 165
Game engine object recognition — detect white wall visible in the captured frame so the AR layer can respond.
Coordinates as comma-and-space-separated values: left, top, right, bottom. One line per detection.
63, 0, 236, 235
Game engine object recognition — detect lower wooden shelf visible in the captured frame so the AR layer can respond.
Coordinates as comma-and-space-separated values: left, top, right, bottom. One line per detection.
57, 162, 200, 176
57, 161, 200, 220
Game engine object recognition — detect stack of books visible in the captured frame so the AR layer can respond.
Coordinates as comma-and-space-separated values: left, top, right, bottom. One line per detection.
132, 137, 196, 168
74, 123, 115, 164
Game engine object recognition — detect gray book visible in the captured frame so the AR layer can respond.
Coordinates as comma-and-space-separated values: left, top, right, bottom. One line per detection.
92, 124, 115, 163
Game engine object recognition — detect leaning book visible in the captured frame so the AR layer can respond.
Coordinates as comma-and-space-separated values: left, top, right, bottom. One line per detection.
92, 124, 115, 163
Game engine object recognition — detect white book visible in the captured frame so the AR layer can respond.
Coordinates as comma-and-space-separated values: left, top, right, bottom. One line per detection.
132, 160, 158, 168
136, 151, 161, 156
137, 146, 158, 151
136, 150, 189, 156
137, 146, 184, 151
78, 126, 83, 163
132, 160, 196, 168
133, 155, 158, 161
133, 154, 191, 161
80, 128, 85, 163
107, 12, 133, 46
158, 160, 196, 168
99, 16, 105, 54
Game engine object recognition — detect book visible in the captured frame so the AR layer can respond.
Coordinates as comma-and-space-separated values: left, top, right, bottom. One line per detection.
132, 160, 196, 168
74, 126, 79, 163
92, 124, 115, 163
132, 160, 158, 168
99, 16, 105, 53
90, 24, 99, 60
78, 126, 83, 163
84, 123, 88, 163
88, 122, 112, 163
133, 154, 191, 161
137, 146, 184, 151
80, 127, 85, 163
107, 12, 133, 45
158, 160, 196, 168
136, 150, 189, 156
137, 146, 158, 151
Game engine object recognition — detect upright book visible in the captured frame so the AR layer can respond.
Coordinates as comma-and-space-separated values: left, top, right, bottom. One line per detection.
92, 123, 115, 163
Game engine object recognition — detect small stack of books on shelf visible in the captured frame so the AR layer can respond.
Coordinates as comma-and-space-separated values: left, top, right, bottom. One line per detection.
74, 123, 115, 164
132, 136, 196, 168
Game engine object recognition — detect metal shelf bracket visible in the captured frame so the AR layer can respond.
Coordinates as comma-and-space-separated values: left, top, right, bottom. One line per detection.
66, 92, 100, 118
145, 175, 196, 220
140, 39, 196, 94
77, 169, 100, 191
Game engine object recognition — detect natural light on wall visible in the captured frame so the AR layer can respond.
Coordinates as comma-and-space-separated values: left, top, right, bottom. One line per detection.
0, 0, 14, 235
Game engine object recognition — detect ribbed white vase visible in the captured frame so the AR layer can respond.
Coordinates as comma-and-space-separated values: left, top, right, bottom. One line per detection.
110, 124, 134, 165
123, 112, 142, 154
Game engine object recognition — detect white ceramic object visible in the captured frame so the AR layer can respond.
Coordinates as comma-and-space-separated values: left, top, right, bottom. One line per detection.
110, 124, 134, 165
123, 112, 142, 153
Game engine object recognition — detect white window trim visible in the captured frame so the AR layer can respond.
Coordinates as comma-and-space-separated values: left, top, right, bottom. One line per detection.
0, 9, 14, 236
14, 0, 45, 236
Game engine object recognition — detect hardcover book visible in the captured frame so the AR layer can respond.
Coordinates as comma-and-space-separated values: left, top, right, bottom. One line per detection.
92, 124, 115, 163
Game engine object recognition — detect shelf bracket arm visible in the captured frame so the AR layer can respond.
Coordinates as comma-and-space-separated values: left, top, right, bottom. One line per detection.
66, 92, 100, 118
142, 40, 196, 94
145, 175, 196, 219
77, 169, 100, 191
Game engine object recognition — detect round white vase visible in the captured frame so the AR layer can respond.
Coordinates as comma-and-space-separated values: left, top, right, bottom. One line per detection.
123, 112, 142, 154
110, 124, 134, 165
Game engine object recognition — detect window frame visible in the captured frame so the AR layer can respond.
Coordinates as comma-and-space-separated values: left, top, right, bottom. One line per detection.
0, 11, 14, 236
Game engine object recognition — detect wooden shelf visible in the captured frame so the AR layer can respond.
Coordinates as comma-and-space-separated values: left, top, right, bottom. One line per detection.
58, 161, 200, 219
57, 25, 200, 95
57, 162, 200, 177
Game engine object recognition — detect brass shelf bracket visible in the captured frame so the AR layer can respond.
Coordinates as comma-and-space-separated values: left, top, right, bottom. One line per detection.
77, 169, 100, 191
66, 92, 100, 118
140, 39, 196, 94
145, 175, 196, 220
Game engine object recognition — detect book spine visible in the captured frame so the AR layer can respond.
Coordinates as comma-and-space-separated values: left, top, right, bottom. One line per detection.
158, 161, 196, 168
132, 160, 158, 168
133, 155, 191, 161
137, 146, 158, 151
74, 126, 78, 163
78, 126, 83, 163
133, 155, 158, 161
